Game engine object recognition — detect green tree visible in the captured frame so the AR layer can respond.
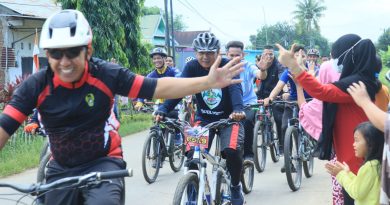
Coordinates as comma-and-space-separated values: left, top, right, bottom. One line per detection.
172, 14, 187, 31
142, 6, 187, 32
57, 0, 151, 73
377, 28, 390, 52
380, 46, 390, 68
293, 0, 326, 34
249, 22, 296, 49
141, 6, 161, 15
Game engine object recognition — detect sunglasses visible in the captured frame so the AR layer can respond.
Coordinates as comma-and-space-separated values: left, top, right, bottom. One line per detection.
47, 46, 85, 60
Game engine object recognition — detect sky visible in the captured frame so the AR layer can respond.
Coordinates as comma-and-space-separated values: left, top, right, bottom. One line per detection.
144, 0, 390, 47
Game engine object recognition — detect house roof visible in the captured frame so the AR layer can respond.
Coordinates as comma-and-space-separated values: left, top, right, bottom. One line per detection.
140, 15, 164, 39
0, 0, 61, 19
174, 30, 210, 47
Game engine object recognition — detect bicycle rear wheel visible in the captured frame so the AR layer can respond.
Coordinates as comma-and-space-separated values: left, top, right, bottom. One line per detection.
241, 160, 254, 194
253, 121, 266, 173
37, 150, 51, 183
269, 119, 280, 163
169, 132, 185, 172
172, 173, 199, 205
141, 131, 161, 184
284, 126, 302, 191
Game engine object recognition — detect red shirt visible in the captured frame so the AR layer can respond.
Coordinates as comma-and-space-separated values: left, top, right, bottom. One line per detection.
296, 71, 365, 174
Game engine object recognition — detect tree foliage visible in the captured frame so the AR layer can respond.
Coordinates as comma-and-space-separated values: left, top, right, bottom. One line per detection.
57, 0, 152, 73
380, 46, 390, 68
293, 0, 326, 34
377, 28, 390, 52
249, 21, 330, 56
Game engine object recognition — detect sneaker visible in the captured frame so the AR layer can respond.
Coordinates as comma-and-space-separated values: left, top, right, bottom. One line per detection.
151, 160, 163, 168
230, 183, 244, 205
280, 163, 296, 173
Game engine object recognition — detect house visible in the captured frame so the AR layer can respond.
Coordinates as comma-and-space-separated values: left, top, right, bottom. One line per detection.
0, 0, 61, 84
140, 14, 178, 48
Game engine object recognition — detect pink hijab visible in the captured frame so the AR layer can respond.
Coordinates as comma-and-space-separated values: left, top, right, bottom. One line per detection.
299, 61, 341, 140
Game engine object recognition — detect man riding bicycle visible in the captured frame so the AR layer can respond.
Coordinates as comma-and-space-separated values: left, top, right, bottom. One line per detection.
225, 40, 265, 162
134, 47, 180, 111
156, 32, 246, 205
0, 10, 243, 205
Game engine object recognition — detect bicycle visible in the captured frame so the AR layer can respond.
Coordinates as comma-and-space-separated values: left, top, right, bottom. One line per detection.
172, 118, 253, 205
141, 117, 186, 184
0, 169, 132, 205
251, 100, 280, 173
282, 101, 317, 191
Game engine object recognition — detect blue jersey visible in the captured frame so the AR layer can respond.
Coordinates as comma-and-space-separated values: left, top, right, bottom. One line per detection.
240, 62, 258, 105
280, 70, 311, 100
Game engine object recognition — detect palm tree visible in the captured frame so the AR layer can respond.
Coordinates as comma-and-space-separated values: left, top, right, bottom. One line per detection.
293, 0, 326, 34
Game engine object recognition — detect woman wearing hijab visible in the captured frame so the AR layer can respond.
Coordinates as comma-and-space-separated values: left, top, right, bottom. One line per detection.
276, 34, 388, 205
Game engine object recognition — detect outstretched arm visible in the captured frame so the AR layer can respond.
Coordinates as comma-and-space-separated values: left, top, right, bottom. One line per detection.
153, 56, 243, 99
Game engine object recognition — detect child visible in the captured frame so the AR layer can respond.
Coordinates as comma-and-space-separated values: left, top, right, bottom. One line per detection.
325, 121, 384, 205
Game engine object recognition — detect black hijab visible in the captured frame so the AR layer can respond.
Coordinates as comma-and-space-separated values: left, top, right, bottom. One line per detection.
317, 34, 382, 160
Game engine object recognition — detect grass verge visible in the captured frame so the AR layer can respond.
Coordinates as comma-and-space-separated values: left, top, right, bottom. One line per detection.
0, 113, 153, 177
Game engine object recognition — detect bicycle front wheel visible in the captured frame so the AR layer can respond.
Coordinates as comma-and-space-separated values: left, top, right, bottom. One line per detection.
172, 173, 199, 205
141, 131, 161, 184
253, 120, 266, 173
241, 160, 254, 194
303, 135, 315, 178
284, 126, 302, 191
169, 132, 185, 172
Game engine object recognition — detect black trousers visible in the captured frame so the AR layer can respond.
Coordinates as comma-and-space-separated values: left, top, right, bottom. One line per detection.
243, 106, 256, 158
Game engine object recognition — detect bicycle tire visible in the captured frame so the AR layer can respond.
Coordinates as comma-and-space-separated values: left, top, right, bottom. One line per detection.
284, 126, 302, 191
169, 132, 185, 172
269, 119, 280, 163
241, 160, 254, 194
172, 173, 199, 205
141, 131, 161, 184
252, 120, 266, 173
215, 169, 231, 205
303, 135, 315, 178
37, 150, 51, 184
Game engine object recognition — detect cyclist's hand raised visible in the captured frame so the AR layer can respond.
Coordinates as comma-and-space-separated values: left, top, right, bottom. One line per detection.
229, 111, 246, 121
24, 123, 39, 134
207, 55, 244, 88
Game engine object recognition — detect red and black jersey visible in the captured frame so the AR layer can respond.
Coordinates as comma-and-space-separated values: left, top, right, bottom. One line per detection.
0, 57, 157, 167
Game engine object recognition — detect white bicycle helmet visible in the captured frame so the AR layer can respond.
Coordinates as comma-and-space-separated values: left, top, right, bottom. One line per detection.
192, 32, 220, 52
40, 10, 92, 49
307, 48, 320, 57
149, 47, 167, 58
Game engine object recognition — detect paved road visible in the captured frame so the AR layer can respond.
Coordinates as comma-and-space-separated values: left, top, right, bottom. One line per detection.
0, 130, 332, 205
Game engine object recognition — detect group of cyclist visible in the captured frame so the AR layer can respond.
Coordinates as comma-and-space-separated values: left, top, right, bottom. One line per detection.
4, 8, 389, 205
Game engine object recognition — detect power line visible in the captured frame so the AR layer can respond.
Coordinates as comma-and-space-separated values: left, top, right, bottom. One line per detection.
177, 0, 239, 40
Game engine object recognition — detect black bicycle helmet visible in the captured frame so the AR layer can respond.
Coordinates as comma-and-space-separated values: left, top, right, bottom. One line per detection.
149, 47, 167, 58
192, 32, 220, 52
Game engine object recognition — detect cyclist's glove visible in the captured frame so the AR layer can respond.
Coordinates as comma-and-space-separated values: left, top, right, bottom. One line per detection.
24, 123, 39, 134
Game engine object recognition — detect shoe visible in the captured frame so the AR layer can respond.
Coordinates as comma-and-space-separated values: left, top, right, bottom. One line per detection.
280, 163, 296, 173
230, 183, 244, 205
151, 160, 163, 168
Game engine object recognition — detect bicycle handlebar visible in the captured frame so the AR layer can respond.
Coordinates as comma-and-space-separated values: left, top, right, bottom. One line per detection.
0, 169, 133, 194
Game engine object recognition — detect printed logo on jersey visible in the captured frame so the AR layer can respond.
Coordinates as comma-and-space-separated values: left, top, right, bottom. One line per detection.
85, 93, 95, 107
201, 89, 222, 110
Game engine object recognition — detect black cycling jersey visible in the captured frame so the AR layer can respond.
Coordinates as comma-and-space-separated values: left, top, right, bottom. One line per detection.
0, 57, 157, 167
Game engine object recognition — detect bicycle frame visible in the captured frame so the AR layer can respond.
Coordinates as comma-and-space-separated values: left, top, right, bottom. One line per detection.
182, 119, 235, 205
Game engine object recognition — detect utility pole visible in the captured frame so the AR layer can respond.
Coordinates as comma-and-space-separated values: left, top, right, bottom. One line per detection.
164, 0, 171, 55
170, 0, 176, 61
